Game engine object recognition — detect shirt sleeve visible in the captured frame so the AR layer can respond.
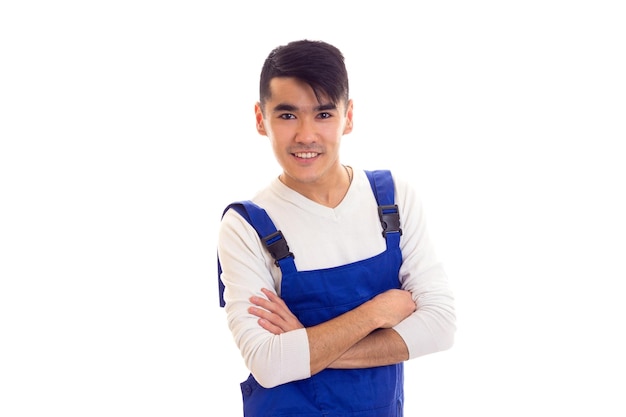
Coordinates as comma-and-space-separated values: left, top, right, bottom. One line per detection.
392, 177, 457, 358
217, 209, 311, 388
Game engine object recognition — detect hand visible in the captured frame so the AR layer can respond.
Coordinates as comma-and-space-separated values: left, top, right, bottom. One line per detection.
367, 289, 416, 328
249, 288, 304, 334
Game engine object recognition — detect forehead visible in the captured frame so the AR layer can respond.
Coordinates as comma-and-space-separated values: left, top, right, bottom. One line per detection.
266, 77, 340, 110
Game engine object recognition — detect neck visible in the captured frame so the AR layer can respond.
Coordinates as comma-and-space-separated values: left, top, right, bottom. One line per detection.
279, 164, 352, 208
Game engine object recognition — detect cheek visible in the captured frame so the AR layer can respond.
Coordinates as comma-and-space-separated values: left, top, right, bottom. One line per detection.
327, 125, 346, 143
269, 136, 288, 159
264, 122, 289, 139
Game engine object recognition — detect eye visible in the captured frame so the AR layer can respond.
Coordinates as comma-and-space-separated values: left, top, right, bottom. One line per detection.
318, 112, 332, 119
279, 113, 296, 120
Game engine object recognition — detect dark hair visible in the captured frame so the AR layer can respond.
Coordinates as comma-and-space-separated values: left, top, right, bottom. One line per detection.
259, 39, 349, 111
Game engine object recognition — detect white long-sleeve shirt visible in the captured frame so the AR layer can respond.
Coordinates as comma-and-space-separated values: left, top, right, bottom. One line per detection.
217, 168, 456, 388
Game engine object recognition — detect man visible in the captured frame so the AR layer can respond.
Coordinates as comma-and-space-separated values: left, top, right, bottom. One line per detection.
217, 39, 456, 417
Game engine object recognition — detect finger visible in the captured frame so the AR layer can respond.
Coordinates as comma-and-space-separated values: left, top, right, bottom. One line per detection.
249, 305, 288, 327
250, 290, 304, 331
250, 295, 273, 310
261, 288, 288, 307
250, 297, 286, 319
249, 306, 288, 334
248, 305, 274, 320
257, 318, 284, 335
251, 294, 291, 320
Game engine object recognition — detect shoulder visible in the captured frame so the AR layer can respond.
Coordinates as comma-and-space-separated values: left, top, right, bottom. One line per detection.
354, 168, 417, 203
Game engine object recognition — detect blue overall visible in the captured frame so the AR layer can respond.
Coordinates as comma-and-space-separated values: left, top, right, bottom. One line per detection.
218, 170, 404, 417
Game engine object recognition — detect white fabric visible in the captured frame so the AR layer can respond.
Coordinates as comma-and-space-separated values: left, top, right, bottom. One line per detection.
217, 168, 456, 388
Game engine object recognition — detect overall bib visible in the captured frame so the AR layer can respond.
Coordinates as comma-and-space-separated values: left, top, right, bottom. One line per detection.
219, 170, 404, 417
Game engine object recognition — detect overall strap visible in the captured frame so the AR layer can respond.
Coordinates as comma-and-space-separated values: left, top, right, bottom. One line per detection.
218, 201, 296, 307
365, 170, 402, 248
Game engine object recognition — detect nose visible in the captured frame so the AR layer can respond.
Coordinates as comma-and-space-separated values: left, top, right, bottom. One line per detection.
295, 116, 316, 144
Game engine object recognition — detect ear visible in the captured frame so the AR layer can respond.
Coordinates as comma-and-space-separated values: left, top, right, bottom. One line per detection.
343, 99, 354, 135
255, 102, 267, 136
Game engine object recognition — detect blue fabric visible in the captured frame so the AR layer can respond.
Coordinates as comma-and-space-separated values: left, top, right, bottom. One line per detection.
218, 202, 296, 307
219, 170, 404, 416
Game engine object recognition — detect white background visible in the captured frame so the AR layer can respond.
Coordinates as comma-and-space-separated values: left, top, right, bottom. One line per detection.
1, 1, 625, 416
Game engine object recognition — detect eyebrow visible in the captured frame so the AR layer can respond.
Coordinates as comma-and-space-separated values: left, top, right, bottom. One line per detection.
272, 102, 337, 113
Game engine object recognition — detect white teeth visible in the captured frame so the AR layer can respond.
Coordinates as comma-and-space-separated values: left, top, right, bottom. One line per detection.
294, 152, 318, 159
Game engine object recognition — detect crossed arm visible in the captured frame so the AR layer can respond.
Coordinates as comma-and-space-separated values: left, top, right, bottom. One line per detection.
248, 288, 416, 376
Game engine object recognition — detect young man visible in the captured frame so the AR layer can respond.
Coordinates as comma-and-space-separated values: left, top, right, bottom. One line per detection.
217, 39, 456, 416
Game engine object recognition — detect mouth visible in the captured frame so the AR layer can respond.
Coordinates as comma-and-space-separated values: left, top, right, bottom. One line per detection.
293, 152, 319, 159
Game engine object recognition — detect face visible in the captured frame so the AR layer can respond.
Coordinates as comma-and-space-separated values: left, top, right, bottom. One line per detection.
255, 77, 353, 191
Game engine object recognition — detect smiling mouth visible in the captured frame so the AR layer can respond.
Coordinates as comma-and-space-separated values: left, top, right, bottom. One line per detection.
293, 152, 319, 159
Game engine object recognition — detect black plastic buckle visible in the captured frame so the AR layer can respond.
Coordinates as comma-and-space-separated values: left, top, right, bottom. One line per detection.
262, 231, 294, 266
378, 204, 402, 237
